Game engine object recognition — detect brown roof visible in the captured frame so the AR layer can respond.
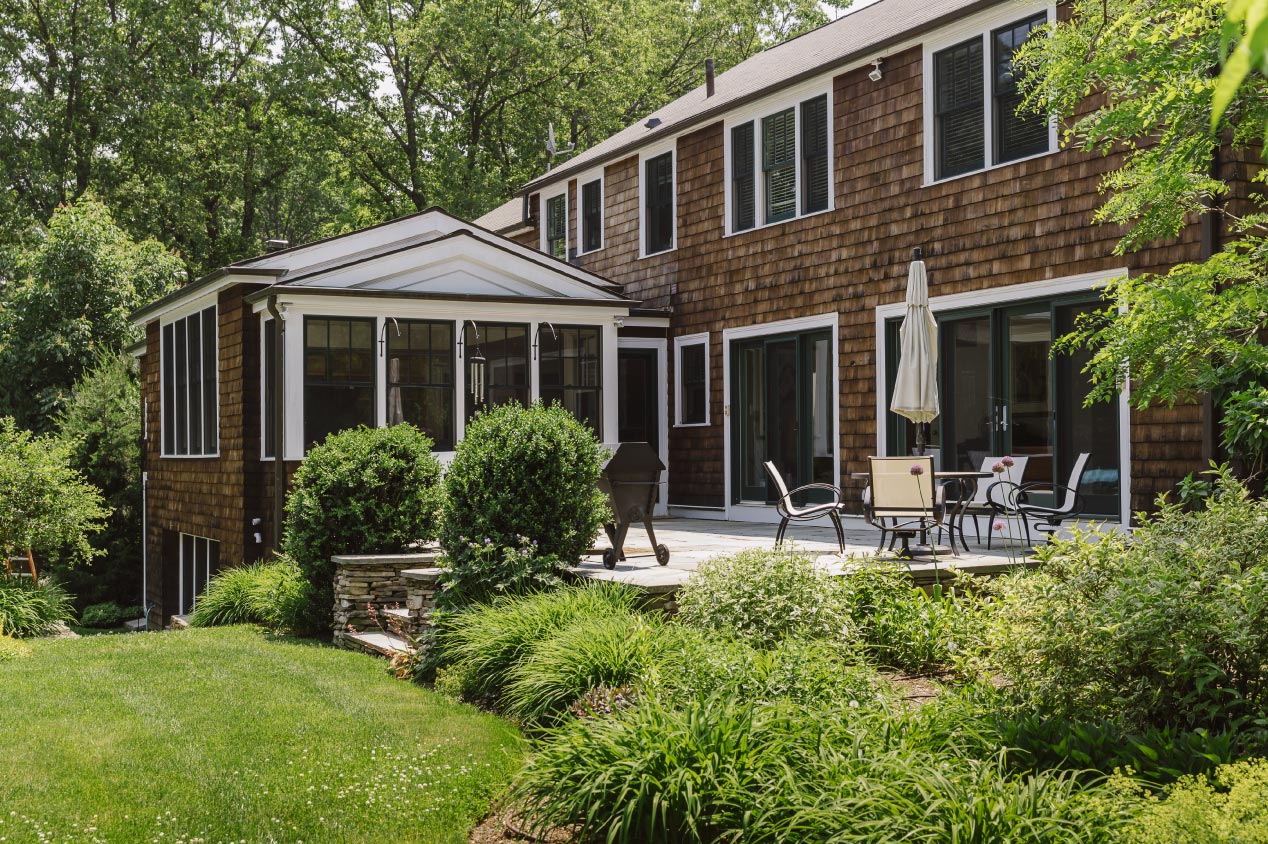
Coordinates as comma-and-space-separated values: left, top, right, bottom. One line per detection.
522, 0, 989, 193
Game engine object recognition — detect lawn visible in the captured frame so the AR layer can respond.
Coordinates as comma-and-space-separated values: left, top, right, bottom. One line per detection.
0, 626, 524, 844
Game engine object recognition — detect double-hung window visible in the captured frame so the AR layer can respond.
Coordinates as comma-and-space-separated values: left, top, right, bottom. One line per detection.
303, 317, 375, 450
675, 334, 709, 426
544, 193, 568, 259
730, 91, 831, 233
579, 178, 603, 253
540, 325, 602, 431
643, 151, 674, 255
387, 320, 455, 450
930, 9, 1050, 181
162, 305, 218, 456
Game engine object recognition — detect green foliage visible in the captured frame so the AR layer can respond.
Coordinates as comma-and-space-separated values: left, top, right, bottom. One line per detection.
281, 424, 442, 635
53, 354, 143, 608
988, 469, 1268, 732
1122, 759, 1268, 844
428, 582, 641, 702
0, 418, 109, 569
1215, 0, 1268, 130
188, 558, 304, 631
675, 547, 855, 646
503, 611, 665, 726
0, 200, 182, 429
439, 402, 608, 605
0, 633, 33, 662
0, 577, 75, 638
440, 536, 564, 608
79, 602, 126, 629
1219, 384, 1268, 477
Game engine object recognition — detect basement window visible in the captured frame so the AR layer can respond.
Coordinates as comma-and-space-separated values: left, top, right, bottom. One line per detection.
178, 533, 219, 615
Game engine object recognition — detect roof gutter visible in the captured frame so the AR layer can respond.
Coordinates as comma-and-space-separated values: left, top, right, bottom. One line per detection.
129, 268, 282, 324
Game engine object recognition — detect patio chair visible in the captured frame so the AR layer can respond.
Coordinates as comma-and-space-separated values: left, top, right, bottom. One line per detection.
987, 452, 1091, 546
957, 455, 1030, 550
863, 456, 953, 558
763, 461, 846, 553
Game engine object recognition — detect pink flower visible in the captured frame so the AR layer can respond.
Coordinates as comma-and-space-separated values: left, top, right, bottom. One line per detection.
910, 464, 924, 476
1002, 456, 1015, 468
993, 521, 1005, 532
991, 461, 1005, 474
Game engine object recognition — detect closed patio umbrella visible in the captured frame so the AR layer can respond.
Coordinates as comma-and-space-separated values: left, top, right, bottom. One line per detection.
890, 247, 939, 454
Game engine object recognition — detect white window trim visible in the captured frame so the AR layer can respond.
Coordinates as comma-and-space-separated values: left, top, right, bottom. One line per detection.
921, 0, 1058, 187
638, 141, 677, 258
574, 168, 605, 256
673, 332, 710, 427
259, 313, 276, 462
539, 187, 569, 259
159, 303, 220, 459
873, 266, 1132, 527
178, 533, 217, 615
722, 78, 835, 237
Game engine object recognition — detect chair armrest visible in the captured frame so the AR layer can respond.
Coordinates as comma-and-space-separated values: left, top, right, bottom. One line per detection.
785, 483, 843, 507
985, 480, 1026, 511
1017, 483, 1086, 518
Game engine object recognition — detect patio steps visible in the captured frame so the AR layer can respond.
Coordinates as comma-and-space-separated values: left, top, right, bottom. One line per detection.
344, 630, 412, 657
336, 567, 449, 659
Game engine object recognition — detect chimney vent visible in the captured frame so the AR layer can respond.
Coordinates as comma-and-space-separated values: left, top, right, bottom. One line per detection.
265, 238, 289, 253
705, 59, 715, 97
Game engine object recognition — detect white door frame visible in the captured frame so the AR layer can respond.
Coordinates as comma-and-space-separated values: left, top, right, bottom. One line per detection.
873, 267, 1132, 526
617, 337, 670, 516
722, 312, 841, 523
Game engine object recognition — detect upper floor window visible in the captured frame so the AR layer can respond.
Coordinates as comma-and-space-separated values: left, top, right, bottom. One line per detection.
930, 9, 1050, 182
730, 91, 831, 234
674, 333, 709, 426
539, 325, 602, 431
580, 178, 603, 254
544, 193, 567, 259
387, 319, 455, 451
162, 305, 218, 457
643, 151, 674, 255
304, 316, 375, 450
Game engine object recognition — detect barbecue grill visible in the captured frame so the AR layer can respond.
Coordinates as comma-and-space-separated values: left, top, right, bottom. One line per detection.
597, 442, 669, 569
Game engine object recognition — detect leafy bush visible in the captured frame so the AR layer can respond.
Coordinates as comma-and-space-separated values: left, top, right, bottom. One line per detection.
428, 582, 641, 702
1121, 759, 1268, 844
439, 536, 562, 607
439, 402, 607, 605
675, 547, 854, 647
80, 601, 125, 628
188, 558, 303, 630
281, 424, 443, 634
989, 469, 1268, 732
0, 576, 75, 637
0, 632, 33, 661
504, 611, 664, 726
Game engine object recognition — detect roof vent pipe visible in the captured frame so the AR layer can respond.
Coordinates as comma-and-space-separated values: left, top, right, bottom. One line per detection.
705, 58, 715, 97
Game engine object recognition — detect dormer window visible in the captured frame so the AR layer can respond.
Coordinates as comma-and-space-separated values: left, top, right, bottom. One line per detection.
543, 192, 568, 259
579, 176, 603, 254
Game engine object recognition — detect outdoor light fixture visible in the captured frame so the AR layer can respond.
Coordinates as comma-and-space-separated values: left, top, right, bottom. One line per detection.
378, 316, 400, 357
532, 321, 557, 361
869, 58, 883, 82
458, 320, 487, 404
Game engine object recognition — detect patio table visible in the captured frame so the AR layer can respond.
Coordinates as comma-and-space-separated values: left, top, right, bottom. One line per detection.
851, 469, 991, 556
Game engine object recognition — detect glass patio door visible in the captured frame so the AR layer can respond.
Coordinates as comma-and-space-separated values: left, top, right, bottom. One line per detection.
732, 330, 833, 503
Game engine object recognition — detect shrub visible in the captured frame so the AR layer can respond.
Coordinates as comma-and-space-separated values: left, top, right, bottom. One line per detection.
988, 469, 1268, 732
281, 424, 443, 634
0, 632, 33, 662
504, 611, 664, 726
439, 402, 607, 604
428, 582, 641, 701
675, 547, 854, 647
439, 536, 563, 607
188, 558, 303, 630
0, 576, 75, 637
79, 601, 125, 628
1122, 759, 1268, 844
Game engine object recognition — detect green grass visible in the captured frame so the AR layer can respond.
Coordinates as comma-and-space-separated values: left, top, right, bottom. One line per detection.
0, 626, 524, 843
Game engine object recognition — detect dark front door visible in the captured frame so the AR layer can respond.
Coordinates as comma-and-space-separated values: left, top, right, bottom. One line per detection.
732, 330, 834, 503
617, 347, 660, 451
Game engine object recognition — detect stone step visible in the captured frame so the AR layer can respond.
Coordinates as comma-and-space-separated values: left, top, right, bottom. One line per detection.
383, 607, 412, 621
401, 566, 450, 581
344, 630, 412, 657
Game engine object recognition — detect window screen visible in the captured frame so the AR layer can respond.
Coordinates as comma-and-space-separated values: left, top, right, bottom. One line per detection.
993, 14, 1049, 163
465, 322, 529, 420
540, 325, 602, 432
178, 534, 219, 615
763, 108, 796, 223
162, 305, 218, 456
303, 316, 375, 450
934, 38, 985, 180
387, 320, 454, 450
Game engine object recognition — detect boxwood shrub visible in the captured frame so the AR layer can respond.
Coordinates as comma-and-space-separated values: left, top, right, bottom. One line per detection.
439, 402, 608, 604
281, 424, 442, 635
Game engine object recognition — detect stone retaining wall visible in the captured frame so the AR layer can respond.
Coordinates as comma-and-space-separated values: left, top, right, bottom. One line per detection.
332, 550, 439, 644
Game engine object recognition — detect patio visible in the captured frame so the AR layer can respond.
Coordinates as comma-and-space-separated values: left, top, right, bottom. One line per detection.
575, 516, 1049, 592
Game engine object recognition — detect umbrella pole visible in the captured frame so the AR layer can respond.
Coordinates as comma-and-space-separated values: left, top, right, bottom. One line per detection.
914, 423, 926, 456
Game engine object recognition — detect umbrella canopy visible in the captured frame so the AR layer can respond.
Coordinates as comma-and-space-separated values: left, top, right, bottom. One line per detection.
890, 254, 940, 426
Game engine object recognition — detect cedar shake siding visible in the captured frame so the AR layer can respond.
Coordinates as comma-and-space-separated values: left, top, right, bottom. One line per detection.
528, 39, 1207, 513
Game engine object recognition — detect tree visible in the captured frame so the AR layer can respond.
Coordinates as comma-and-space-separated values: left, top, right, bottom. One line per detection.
0, 199, 183, 431
0, 417, 109, 572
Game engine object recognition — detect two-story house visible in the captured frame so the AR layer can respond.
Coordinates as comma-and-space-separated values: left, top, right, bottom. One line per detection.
133, 0, 1229, 622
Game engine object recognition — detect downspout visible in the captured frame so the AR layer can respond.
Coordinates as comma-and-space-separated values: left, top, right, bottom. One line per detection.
266, 295, 286, 553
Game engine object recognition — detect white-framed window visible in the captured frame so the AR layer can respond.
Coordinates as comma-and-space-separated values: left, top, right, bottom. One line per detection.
724, 84, 833, 235
674, 332, 709, 426
576, 172, 604, 255
540, 189, 568, 260
923, 0, 1056, 184
261, 316, 278, 460
178, 533, 219, 615
639, 143, 676, 256
161, 305, 218, 457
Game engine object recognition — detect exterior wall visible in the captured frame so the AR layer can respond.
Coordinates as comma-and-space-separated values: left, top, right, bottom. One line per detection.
531, 39, 1207, 514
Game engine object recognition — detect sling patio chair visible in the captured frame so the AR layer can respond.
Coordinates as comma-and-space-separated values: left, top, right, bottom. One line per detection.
957, 455, 1030, 551
763, 461, 846, 553
863, 455, 953, 558
986, 451, 1091, 547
